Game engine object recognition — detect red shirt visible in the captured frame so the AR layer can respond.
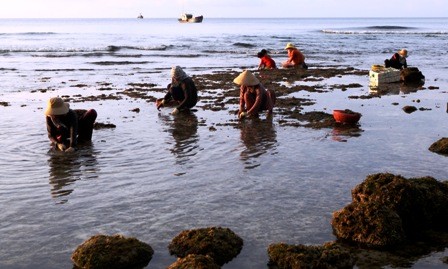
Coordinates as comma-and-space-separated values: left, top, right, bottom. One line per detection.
260, 55, 276, 69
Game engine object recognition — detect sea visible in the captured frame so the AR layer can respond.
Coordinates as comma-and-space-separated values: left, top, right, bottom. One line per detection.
0, 18, 448, 269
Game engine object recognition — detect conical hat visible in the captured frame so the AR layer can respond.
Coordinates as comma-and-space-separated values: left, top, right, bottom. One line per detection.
233, 70, 260, 86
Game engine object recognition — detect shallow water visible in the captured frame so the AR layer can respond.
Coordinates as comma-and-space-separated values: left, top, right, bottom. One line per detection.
1, 18, 448, 268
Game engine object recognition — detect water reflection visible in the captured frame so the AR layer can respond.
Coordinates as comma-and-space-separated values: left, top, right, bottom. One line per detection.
329, 124, 364, 142
160, 112, 200, 166
369, 81, 425, 96
47, 142, 99, 204
238, 117, 277, 169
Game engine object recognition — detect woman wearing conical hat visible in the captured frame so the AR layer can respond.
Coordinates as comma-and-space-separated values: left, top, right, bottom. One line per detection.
233, 70, 276, 119
282, 43, 307, 69
45, 97, 97, 152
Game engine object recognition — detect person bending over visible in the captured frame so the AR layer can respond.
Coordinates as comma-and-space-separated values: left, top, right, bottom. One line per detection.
385, 49, 408, 70
156, 66, 198, 115
257, 49, 277, 70
233, 70, 276, 119
45, 97, 97, 152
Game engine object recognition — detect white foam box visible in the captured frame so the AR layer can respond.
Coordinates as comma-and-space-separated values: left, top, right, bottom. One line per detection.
369, 68, 401, 86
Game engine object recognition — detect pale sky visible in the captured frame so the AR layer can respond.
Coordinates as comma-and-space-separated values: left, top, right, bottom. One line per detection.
1, 0, 447, 18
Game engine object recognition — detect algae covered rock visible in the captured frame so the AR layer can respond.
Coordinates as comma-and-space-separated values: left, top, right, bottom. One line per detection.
332, 201, 406, 248
267, 241, 355, 269
429, 137, 448, 155
168, 226, 243, 266
167, 254, 221, 269
71, 234, 154, 269
332, 173, 448, 249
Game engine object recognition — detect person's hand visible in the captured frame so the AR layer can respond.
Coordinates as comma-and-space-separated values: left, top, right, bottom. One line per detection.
65, 147, 75, 153
171, 108, 179, 115
57, 143, 67, 151
156, 99, 164, 110
239, 112, 247, 119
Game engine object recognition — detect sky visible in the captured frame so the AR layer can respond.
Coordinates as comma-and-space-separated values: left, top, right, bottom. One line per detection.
1, 0, 447, 19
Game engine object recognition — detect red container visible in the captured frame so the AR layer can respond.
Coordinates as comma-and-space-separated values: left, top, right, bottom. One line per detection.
333, 110, 362, 124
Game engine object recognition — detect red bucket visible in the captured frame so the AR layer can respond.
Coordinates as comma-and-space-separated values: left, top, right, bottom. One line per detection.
333, 110, 362, 124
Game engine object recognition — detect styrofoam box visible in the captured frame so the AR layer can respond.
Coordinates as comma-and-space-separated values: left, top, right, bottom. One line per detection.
369, 68, 401, 86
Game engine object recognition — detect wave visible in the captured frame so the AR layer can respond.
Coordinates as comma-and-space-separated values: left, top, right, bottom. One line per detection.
0, 44, 176, 54
321, 29, 447, 35
367, 26, 414, 30
0, 32, 57, 36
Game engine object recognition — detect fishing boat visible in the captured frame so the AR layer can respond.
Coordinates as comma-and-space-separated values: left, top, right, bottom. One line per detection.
178, 13, 203, 23
137, 13, 143, 19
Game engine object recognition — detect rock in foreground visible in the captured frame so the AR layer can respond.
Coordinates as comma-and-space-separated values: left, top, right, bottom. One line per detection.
267, 241, 355, 269
71, 234, 153, 269
332, 173, 448, 249
168, 226, 243, 266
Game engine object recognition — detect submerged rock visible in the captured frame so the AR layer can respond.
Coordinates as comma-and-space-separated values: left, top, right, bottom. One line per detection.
168, 227, 243, 266
167, 254, 221, 269
332, 173, 448, 249
402, 105, 417, 113
267, 241, 355, 269
429, 137, 448, 155
71, 234, 154, 269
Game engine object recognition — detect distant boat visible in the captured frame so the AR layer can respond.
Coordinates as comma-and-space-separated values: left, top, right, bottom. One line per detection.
137, 13, 143, 19
178, 13, 203, 23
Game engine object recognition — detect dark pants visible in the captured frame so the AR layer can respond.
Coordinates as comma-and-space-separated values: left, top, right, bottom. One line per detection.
75, 109, 97, 142
168, 84, 196, 109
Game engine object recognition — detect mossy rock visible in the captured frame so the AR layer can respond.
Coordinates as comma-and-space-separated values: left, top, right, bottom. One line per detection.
71, 234, 153, 269
333, 173, 448, 248
168, 227, 243, 266
352, 173, 448, 234
429, 137, 448, 155
267, 241, 355, 269
332, 201, 406, 248
167, 254, 221, 269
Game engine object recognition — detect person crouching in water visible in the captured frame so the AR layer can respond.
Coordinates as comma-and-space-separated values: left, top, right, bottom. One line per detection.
282, 42, 307, 69
385, 49, 408, 70
257, 49, 277, 70
156, 66, 198, 115
45, 97, 97, 152
234, 70, 276, 119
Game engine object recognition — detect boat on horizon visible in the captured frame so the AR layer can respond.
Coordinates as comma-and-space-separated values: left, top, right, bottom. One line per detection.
178, 13, 203, 23
137, 13, 143, 19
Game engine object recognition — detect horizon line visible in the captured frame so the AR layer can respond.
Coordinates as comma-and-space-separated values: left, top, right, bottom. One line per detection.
1, 16, 448, 19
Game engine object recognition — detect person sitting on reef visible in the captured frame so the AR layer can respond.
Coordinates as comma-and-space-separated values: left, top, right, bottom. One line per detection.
156, 66, 198, 115
282, 42, 307, 69
257, 49, 277, 70
233, 70, 276, 119
385, 49, 408, 70
45, 97, 97, 152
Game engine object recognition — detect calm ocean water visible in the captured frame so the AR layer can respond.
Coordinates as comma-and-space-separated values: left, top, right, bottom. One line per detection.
1, 18, 448, 268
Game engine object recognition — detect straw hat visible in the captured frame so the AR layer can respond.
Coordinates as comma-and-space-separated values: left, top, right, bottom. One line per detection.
284, 43, 296, 50
398, 49, 408, 57
44, 97, 69, 116
233, 70, 260, 86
